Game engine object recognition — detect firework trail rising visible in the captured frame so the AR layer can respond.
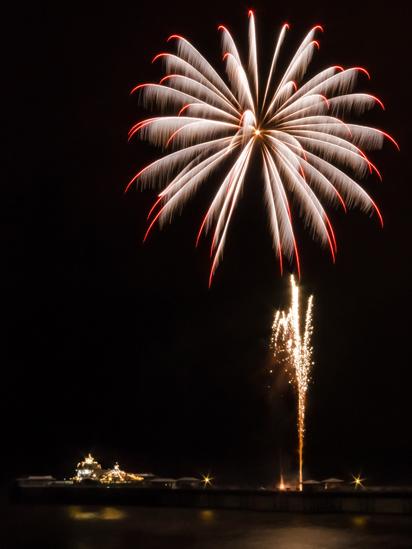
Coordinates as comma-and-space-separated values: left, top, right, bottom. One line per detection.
271, 275, 314, 491
127, 12, 398, 284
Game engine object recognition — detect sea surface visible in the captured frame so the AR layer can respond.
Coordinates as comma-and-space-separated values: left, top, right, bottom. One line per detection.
3, 503, 412, 548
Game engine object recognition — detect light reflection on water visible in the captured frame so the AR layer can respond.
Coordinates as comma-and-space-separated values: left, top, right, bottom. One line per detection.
199, 509, 215, 522
67, 506, 127, 521
351, 515, 368, 527
4, 504, 412, 549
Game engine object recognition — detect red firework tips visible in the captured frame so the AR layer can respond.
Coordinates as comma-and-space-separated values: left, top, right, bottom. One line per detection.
143, 207, 165, 243
124, 174, 139, 194
147, 195, 163, 221
319, 94, 330, 108
128, 119, 155, 141
130, 82, 152, 95
334, 190, 348, 213
178, 104, 192, 116
159, 74, 175, 85
293, 240, 301, 280
277, 243, 284, 276
167, 34, 185, 42
165, 128, 184, 147
364, 154, 383, 181
195, 217, 208, 248
378, 130, 400, 151
152, 53, 168, 63
124, 156, 161, 193
324, 214, 338, 255
124, 166, 148, 193
372, 96, 385, 110
370, 163, 383, 181
353, 67, 371, 79
208, 268, 214, 288
371, 200, 384, 228
357, 148, 382, 180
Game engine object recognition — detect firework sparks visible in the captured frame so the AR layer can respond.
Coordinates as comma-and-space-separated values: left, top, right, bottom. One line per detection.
278, 472, 286, 491
127, 13, 398, 284
271, 275, 314, 491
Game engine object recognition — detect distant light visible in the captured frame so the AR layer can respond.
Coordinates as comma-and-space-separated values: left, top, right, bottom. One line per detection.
201, 473, 214, 487
351, 474, 365, 489
254, 128, 261, 136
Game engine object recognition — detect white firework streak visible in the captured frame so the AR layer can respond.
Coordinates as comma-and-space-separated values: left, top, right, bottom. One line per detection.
271, 275, 314, 491
127, 11, 399, 285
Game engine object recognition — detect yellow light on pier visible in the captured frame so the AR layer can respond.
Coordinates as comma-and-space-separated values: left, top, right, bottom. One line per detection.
351, 474, 366, 489
201, 474, 213, 487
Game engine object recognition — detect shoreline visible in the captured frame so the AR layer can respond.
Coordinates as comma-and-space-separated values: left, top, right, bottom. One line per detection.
10, 485, 412, 515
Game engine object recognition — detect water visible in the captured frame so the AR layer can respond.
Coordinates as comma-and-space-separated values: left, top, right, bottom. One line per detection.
4, 504, 412, 548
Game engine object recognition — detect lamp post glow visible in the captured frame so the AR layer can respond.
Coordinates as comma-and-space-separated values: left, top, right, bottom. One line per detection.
351, 474, 366, 489
201, 474, 213, 488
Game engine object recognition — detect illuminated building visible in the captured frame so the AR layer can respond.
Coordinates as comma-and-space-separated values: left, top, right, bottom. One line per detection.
175, 477, 202, 489
148, 478, 176, 489
74, 454, 103, 482
73, 454, 144, 484
100, 462, 144, 484
322, 478, 345, 490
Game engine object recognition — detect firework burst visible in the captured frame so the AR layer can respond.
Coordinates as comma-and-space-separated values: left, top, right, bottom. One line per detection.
127, 12, 398, 284
271, 275, 314, 491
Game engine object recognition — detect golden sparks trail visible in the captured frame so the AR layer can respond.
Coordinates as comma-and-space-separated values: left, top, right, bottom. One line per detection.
271, 275, 314, 491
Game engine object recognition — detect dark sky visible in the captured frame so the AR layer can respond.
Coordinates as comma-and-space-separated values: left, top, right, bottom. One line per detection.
2, 0, 411, 486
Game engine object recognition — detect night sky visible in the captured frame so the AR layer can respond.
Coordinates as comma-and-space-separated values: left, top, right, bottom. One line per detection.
2, 0, 411, 486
